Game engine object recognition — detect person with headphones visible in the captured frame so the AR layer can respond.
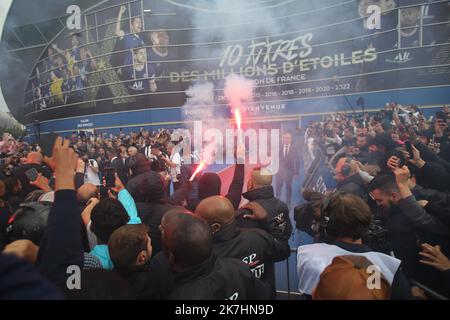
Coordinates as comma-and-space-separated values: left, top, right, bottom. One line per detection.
296, 191, 422, 299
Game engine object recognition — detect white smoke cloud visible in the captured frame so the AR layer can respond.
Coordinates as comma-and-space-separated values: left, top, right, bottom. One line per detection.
223, 73, 254, 114
178, 0, 293, 167
181, 81, 227, 165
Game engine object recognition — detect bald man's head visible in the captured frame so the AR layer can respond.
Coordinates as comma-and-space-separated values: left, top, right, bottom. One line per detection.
163, 213, 212, 271
247, 167, 272, 191
160, 207, 194, 236
195, 196, 235, 229
77, 183, 98, 205
27, 152, 43, 165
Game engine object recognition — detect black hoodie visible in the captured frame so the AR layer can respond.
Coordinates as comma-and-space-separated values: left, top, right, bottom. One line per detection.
235, 185, 293, 295
169, 255, 271, 300
212, 220, 290, 293
237, 185, 292, 241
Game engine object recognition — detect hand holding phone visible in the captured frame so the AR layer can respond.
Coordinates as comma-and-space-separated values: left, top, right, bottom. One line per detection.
404, 141, 414, 160
104, 167, 115, 188
38, 133, 58, 158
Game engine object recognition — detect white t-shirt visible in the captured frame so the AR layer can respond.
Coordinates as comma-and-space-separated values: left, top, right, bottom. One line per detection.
85, 159, 101, 186
169, 151, 182, 182
297, 243, 401, 295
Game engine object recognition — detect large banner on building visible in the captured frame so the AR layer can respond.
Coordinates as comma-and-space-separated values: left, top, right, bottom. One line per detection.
24, 0, 450, 123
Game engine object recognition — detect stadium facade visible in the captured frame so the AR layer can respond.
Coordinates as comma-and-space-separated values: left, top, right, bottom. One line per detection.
0, 0, 449, 137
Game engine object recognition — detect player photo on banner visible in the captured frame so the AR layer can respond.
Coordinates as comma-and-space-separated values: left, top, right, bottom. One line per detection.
23, 0, 449, 122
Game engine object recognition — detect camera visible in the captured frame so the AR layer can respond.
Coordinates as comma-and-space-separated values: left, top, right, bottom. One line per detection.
313, 195, 392, 254
317, 213, 391, 254
362, 220, 392, 254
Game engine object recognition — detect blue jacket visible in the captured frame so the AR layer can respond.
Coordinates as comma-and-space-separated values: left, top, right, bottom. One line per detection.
90, 189, 141, 269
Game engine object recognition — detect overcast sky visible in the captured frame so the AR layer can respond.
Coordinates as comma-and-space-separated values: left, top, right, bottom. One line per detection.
0, 0, 13, 113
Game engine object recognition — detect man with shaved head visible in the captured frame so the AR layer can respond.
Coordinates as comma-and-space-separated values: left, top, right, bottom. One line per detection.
238, 167, 292, 232
27, 152, 43, 165
195, 196, 235, 231
163, 212, 270, 300
77, 183, 98, 208
13, 151, 52, 198
236, 167, 293, 294
133, 207, 197, 299
195, 195, 290, 296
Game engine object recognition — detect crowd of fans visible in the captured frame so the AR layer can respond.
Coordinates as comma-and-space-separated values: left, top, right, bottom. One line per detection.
0, 102, 450, 300
0, 125, 292, 300
296, 102, 450, 299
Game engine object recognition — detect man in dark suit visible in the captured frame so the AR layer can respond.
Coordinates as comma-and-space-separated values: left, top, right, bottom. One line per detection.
111, 145, 130, 184
275, 133, 299, 206
139, 139, 153, 159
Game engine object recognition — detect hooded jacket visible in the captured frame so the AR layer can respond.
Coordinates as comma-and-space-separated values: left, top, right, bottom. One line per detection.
212, 220, 290, 292
115, 258, 172, 300
136, 201, 174, 256
237, 185, 292, 241
169, 255, 271, 300
385, 203, 450, 297
187, 164, 244, 212
128, 170, 192, 256
235, 185, 292, 294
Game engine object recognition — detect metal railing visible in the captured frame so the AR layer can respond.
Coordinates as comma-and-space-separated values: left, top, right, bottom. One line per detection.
275, 247, 303, 300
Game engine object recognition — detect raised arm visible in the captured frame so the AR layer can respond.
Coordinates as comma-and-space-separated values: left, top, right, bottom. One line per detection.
37, 137, 84, 286
395, 166, 450, 236
111, 173, 141, 224
225, 144, 245, 210
81, 197, 100, 226
74, 158, 85, 190
115, 6, 127, 39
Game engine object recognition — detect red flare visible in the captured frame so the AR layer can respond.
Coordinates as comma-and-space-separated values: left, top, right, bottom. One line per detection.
190, 160, 206, 181
235, 109, 242, 130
